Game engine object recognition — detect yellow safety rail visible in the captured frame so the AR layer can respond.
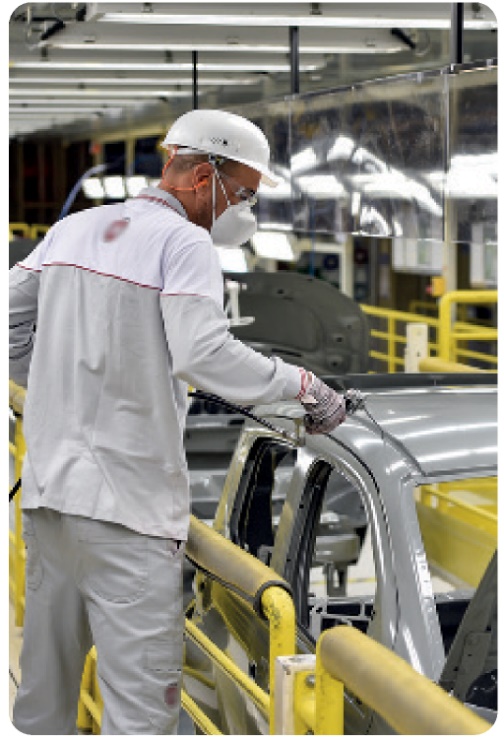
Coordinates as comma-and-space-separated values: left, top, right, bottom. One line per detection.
76, 649, 103, 734
362, 289, 497, 373
408, 299, 438, 316
438, 290, 498, 366
418, 357, 488, 373
361, 304, 438, 372
184, 515, 296, 735
9, 223, 31, 239
316, 625, 490, 735
28, 224, 50, 239
9, 381, 27, 627
9, 223, 50, 240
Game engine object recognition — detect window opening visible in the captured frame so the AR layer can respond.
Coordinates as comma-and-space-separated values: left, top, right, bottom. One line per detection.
231, 439, 297, 565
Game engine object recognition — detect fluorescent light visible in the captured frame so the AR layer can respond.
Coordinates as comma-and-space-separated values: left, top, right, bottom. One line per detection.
98, 13, 496, 30
82, 177, 105, 199
57, 42, 288, 52
125, 176, 148, 197
215, 247, 248, 273
48, 41, 402, 55
12, 61, 320, 72
252, 232, 295, 261
10, 106, 108, 114
9, 76, 259, 87
103, 176, 126, 199
10, 89, 192, 99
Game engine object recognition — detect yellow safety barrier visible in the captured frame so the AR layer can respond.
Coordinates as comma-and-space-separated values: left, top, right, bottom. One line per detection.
9, 223, 31, 239
9, 222, 50, 240
77, 649, 103, 734
438, 290, 498, 366
418, 357, 488, 373
361, 304, 439, 372
29, 224, 50, 239
408, 299, 438, 316
185, 515, 296, 735
317, 625, 491, 735
362, 290, 497, 373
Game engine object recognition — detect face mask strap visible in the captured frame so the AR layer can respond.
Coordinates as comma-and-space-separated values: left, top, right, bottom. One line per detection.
211, 165, 233, 227
161, 146, 178, 178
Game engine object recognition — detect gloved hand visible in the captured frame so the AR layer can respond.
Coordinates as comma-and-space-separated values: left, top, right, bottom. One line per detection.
300, 374, 347, 434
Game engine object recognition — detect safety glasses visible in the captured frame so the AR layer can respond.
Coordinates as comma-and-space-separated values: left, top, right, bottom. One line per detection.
219, 171, 258, 206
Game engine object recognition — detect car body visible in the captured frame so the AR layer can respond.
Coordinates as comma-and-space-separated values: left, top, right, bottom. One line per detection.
183, 373, 497, 734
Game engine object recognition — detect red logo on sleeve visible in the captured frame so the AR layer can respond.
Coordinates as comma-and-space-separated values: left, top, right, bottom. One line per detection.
103, 218, 130, 242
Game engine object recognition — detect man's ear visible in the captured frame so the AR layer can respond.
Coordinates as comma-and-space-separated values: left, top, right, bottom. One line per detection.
192, 162, 213, 190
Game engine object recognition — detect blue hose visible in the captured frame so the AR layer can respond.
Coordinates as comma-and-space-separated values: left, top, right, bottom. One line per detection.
57, 162, 109, 221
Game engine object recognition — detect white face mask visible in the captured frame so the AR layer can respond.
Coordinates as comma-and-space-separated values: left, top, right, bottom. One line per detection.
210, 168, 257, 247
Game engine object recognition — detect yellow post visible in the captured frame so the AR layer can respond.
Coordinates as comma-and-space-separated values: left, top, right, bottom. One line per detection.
314, 644, 344, 734
260, 586, 296, 735
293, 669, 316, 734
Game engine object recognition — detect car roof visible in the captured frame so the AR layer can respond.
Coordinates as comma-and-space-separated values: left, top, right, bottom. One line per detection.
255, 375, 498, 479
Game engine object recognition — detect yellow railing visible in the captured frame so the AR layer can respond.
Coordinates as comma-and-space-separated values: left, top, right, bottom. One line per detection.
362, 289, 497, 373
361, 304, 438, 372
9, 223, 50, 240
76, 649, 103, 734
183, 515, 297, 735
315, 626, 490, 735
438, 290, 498, 365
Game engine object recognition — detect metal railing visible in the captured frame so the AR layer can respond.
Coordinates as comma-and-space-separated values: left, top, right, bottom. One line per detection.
184, 515, 296, 735
9, 223, 50, 240
361, 304, 439, 372
315, 626, 490, 735
362, 289, 497, 373
438, 290, 498, 366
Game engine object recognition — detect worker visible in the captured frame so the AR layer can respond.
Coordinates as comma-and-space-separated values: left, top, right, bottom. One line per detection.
9, 109, 347, 735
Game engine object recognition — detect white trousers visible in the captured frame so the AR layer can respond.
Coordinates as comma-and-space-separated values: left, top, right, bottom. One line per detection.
13, 508, 185, 735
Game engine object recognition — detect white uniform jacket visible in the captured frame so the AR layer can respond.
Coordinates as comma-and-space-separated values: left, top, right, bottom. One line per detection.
9, 187, 306, 540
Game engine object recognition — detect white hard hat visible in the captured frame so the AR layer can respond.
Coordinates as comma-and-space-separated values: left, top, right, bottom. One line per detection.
162, 109, 278, 187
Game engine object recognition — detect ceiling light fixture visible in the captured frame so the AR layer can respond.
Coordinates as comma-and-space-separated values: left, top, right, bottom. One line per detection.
12, 61, 320, 72
9, 89, 193, 98
9, 76, 259, 86
96, 12, 496, 31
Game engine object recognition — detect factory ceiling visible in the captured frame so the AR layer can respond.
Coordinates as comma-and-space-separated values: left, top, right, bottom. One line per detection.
9, 2, 498, 140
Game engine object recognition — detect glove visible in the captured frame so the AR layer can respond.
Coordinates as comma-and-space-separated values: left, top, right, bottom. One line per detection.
299, 374, 347, 434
